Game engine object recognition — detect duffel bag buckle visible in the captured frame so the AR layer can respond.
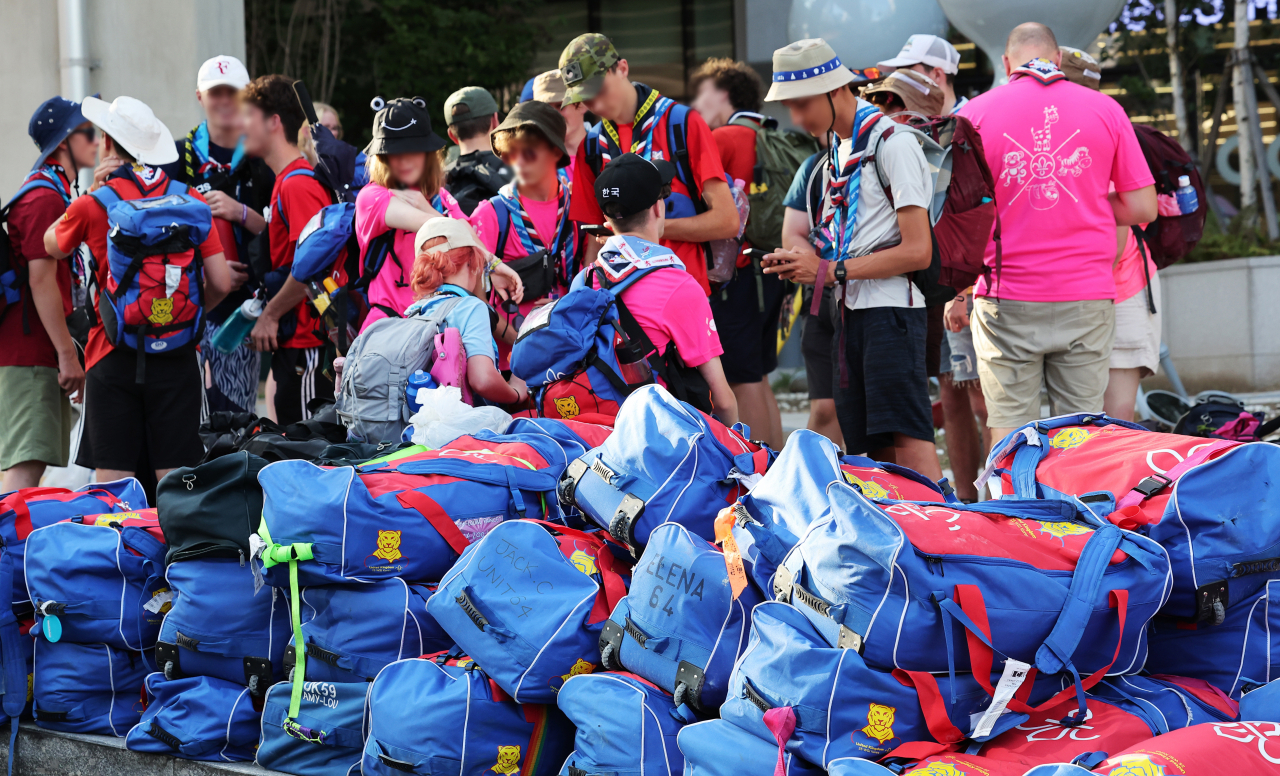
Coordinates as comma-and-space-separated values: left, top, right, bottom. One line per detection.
674, 661, 707, 714
598, 619, 625, 670
156, 641, 182, 681
1194, 580, 1229, 626
558, 459, 589, 509
244, 656, 273, 696
773, 565, 794, 602
608, 494, 645, 550
1132, 473, 1173, 498
837, 625, 864, 652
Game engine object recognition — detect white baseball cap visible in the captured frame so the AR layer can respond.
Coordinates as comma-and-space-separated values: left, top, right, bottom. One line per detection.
80, 96, 178, 166
197, 55, 251, 92
877, 34, 961, 76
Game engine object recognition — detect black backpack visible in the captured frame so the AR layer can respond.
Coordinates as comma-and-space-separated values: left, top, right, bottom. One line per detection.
157, 451, 268, 565
445, 150, 511, 216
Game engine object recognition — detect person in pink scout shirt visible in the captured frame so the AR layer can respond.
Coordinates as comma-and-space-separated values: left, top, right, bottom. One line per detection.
960, 23, 1156, 443
532, 70, 588, 189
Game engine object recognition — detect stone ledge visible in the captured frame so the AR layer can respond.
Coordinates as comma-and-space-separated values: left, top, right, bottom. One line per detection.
0, 723, 285, 776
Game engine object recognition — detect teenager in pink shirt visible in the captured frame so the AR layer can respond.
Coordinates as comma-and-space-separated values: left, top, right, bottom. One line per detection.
961, 23, 1156, 442
355, 97, 466, 330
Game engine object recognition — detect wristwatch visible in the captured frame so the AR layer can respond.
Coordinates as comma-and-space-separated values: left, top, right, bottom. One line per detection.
834, 260, 847, 284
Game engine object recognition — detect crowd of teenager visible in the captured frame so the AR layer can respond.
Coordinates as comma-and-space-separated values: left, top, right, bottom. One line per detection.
0, 21, 1160, 503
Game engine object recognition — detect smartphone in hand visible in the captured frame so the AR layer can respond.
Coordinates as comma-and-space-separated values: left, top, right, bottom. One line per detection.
742, 247, 778, 267
580, 224, 614, 238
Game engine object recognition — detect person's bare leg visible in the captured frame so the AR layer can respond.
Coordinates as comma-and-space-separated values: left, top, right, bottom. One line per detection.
806, 398, 844, 450
762, 380, 783, 449
1103, 367, 1143, 422
971, 387, 991, 453
868, 446, 895, 463
2, 460, 46, 491
730, 381, 773, 445
894, 434, 943, 481
95, 468, 133, 483
155, 468, 176, 484
940, 378, 982, 500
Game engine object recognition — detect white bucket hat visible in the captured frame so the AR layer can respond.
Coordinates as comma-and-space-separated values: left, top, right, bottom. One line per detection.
81, 96, 178, 166
765, 39, 856, 102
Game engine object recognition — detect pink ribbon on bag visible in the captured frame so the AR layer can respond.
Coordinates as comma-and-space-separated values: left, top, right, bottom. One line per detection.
762, 706, 797, 776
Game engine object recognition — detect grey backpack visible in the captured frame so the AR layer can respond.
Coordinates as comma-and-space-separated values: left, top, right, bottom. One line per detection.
336, 294, 463, 442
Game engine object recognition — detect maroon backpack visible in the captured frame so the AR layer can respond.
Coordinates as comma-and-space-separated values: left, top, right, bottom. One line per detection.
1132, 124, 1206, 269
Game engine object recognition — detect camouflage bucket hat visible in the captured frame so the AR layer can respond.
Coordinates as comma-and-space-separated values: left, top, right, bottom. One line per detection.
558, 33, 620, 106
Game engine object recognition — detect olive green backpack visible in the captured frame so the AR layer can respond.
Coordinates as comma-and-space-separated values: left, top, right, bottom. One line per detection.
729, 115, 820, 250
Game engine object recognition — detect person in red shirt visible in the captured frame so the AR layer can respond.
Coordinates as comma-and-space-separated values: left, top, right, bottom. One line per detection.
691, 58, 786, 448
242, 75, 347, 426
558, 33, 740, 296
0, 96, 96, 490
44, 95, 234, 483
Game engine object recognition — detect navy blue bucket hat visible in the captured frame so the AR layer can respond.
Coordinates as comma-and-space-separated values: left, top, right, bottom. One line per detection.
28, 95, 94, 171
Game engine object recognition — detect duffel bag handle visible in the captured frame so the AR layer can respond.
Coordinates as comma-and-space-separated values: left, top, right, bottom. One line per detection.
396, 491, 472, 556
1036, 523, 1124, 675
1113, 439, 1236, 512
891, 670, 966, 746
519, 519, 629, 616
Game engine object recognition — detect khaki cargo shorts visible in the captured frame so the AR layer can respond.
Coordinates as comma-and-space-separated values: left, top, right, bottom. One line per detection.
0, 366, 73, 470
971, 297, 1116, 429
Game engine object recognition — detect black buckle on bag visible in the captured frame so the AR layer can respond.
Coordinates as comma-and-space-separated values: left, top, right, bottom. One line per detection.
598, 619, 625, 670
674, 661, 707, 713
558, 459, 589, 510
457, 590, 489, 630
1132, 473, 1173, 498
608, 494, 645, 550
1194, 581, 1229, 625
156, 640, 182, 681
623, 617, 648, 649
244, 656, 273, 696
742, 678, 773, 712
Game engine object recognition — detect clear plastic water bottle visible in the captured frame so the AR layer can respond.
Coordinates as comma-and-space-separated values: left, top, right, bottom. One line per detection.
1175, 175, 1198, 215
708, 178, 750, 286
405, 370, 437, 416
210, 297, 264, 354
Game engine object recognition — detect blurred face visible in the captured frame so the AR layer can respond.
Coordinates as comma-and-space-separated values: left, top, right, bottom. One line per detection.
388, 152, 427, 187
558, 102, 588, 135
782, 93, 836, 138
503, 136, 560, 187
240, 103, 278, 157
583, 60, 633, 122
907, 63, 946, 89
198, 85, 242, 132
692, 80, 733, 129
320, 109, 342, 139
66, 123, 97, 169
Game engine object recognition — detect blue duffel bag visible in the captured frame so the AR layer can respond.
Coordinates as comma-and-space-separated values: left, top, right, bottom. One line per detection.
25, 511, 167, 650
598, 522, 762, 714
258, 679, 368, 776
125, 672, 261, 761
156, 558, 291, 695
286, 578, 452, 683
775, 480, 1171, 688
1145, 578, 1280, 699
429, 520, 629, 703
558, 385, 771, 550
677, 718, 822, 776
361, 654, 574, 776
557, 671, 693, 776
32, 637, 152, 736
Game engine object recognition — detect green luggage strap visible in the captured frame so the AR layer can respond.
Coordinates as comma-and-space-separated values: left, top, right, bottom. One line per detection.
258, 540, 315, 732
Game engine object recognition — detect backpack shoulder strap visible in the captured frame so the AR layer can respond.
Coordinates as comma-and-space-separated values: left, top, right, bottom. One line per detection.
2, 179, 64, 216
89, 181, 124, 211
665, 102, 702, 203
583, 126, 605, 178
164, 179, 190, 197
275, 168, 317, 230
489, 194, 514, 259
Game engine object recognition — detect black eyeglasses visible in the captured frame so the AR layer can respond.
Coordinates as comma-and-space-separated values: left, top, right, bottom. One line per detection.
70, 126, 96, 141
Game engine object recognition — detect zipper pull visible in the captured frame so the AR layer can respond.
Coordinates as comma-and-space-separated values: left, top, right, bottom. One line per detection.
239, 549, 246, 567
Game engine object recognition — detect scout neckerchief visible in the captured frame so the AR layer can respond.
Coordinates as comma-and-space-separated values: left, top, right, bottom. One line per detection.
593, 234, 685, 285
1010, 57, 1067, 85
182, 121, 246, 182
596, 83, 674, 164
496, 180, 577, 285
821, 101, 884, 263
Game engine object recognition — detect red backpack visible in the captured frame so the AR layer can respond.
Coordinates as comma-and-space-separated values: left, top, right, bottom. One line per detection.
1132, 124, 1206, 269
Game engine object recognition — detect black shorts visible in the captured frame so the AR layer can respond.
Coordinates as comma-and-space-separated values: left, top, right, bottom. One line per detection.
801, 286, 837, 401
272, 347, 334, 427
834, 306, 934, 454
925, 303, 944, 378
77, 346, 204, 471
709, 268, 785, 384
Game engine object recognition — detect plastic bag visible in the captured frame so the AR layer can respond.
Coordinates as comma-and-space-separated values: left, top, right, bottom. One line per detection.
407, 386, 511, 448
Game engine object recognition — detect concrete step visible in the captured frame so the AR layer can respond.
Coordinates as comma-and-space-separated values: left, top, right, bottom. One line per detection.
0, 723, 284, 776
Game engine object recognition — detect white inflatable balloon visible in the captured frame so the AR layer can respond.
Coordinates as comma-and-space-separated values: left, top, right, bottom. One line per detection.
788, 0, 949, 70
936, 0, 1126, 85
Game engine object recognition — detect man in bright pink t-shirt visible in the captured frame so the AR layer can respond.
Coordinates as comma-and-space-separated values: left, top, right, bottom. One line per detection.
961, 22, 1156, 441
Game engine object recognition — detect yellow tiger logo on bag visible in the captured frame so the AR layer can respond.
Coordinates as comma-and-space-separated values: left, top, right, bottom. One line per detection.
554, 397, 581, 419
372, 530, 402, 562
560, 658, 595, 681
861, 703, 896, 744
912, 763, 968, 776
148, 297, 174, 325
1049, 427, 1094, 450
491, 745, 521, 775
569, 549, 598, 576
1106, 757, 1166, 776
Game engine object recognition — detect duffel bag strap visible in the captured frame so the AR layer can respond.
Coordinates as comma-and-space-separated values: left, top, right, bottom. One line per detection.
396, 491, 471, 556
522, 519, 629, 618
1035, 524, 1124, 675
890, 670, 966, 746
260, 542, 314, 725
1113, 439, 1236, 512
762, 706, 796, 776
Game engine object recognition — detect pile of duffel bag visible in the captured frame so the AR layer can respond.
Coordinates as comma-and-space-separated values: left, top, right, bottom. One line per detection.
7, 397, 1280, 776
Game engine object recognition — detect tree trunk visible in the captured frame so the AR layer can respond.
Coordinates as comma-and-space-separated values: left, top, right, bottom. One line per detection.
1166, 0, 1191, 151
1234, 1, 1256, 216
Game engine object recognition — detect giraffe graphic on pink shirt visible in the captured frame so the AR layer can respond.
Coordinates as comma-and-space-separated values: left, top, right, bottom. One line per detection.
998, 105, 1092, 210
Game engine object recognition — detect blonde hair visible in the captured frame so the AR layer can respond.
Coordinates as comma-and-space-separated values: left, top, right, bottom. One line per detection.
298, 103, 344, 163
411, 236, 486, 298
366, 152, 445, 201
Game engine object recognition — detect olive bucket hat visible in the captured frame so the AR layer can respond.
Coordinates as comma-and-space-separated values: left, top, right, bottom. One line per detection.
491, 101, 570, 167
365, 96, 446, 156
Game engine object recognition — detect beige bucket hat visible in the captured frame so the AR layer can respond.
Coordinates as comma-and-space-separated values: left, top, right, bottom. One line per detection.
765, 39, 856, 102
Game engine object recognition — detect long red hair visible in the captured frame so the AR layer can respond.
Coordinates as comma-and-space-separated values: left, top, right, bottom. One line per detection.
411, 236, 487, 299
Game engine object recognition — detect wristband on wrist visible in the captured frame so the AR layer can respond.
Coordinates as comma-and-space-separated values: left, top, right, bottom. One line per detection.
241, 204, 248, 224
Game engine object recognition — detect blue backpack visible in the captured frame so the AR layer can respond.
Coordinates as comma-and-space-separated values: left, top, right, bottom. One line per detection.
32, 638, 152, 736
285, 579, 452, 683
89, 180, 211, 372
125, 672, 261, 762
156, 558, 291, 695
25, 512, 167, 650
731, 430, 953, 594
1240, 677, 1280, 722
293, 201, 357, 283
775, 480, 1171, 697
509, 243, 706, 422
557, 671, 694, 776
560, 384, 772, 550
1, 168, 72, 331
983, 413, 1280, 623
428, 520, 630, 704
677, 718, 824, 776
599, 522, 764, 714
258, 679, 368, 776
361, 654, 574, 776
1145, 578, 1280, 698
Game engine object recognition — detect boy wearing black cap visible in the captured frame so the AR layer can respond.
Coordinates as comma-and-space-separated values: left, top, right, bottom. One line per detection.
0, 97, 96, 490
591, 154, 738, 424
